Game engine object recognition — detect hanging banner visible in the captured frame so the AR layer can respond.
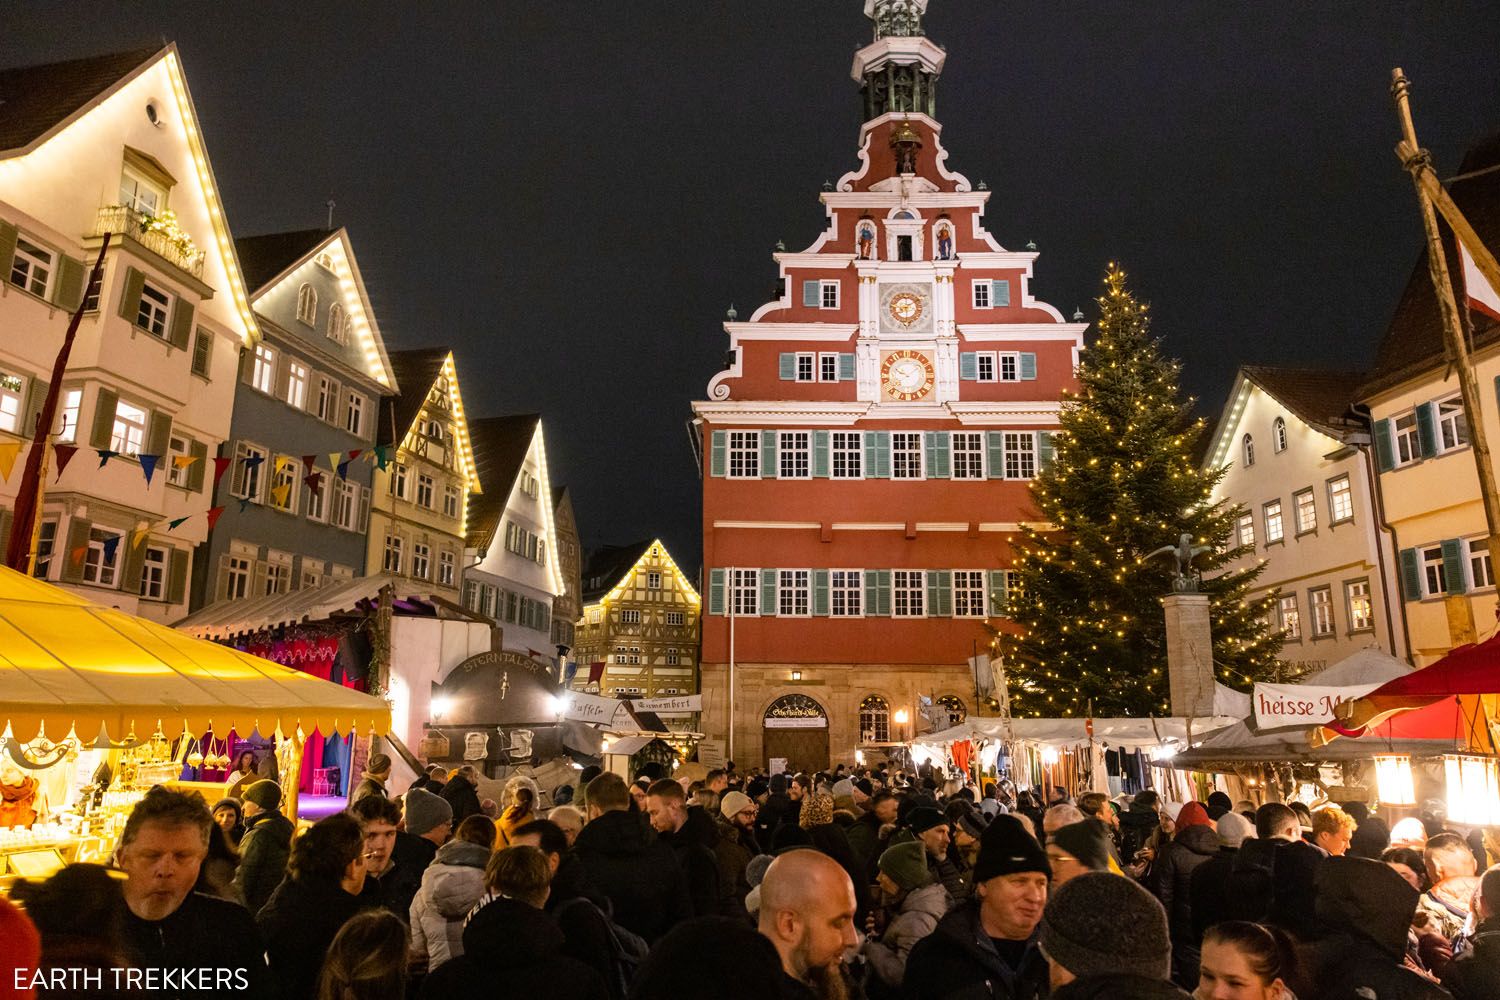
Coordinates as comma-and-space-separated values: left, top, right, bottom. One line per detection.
559, 691, 630, 726
630, 694, 702, 714
1252, 682, 1384, 729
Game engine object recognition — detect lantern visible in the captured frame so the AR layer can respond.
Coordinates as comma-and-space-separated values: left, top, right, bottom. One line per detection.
1373, 755, 1416, 806
1443, 754, 1500, 826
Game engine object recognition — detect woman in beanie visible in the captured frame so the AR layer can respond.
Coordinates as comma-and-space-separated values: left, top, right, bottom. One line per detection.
863, 841, 951, 997
352, 752, 393, 803
1040, 872, 1190, 998
800, 791, 869, 921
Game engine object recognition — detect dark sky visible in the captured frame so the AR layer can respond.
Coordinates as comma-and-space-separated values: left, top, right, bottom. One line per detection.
11, 3, 1500, 571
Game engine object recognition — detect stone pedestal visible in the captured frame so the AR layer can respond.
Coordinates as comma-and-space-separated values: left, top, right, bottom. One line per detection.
1161, 593, 1215, 718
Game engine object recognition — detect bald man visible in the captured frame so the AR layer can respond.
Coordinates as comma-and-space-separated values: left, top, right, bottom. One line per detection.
758, 849, 859, 1000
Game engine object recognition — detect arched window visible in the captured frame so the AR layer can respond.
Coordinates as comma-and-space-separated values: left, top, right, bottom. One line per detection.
296, 283, 317, 326
858, 695, 890, 743
326, 302, 347, 345
936, 694, 967, 726
1272, 417, 1287, 453
315, 250, 335, 272
1242, 434, 1255, 467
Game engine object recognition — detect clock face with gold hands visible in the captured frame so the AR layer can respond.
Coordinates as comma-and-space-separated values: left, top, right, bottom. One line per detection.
881, 350, 935, 402
888, 291, 923, 327
878, 283, 934, 334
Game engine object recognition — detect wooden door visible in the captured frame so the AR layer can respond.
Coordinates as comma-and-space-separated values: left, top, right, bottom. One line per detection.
763, 726, 829, 772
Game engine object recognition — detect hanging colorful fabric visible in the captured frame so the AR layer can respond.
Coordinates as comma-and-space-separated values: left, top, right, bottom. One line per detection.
139, 454, 160, 486
131, 527, 150, 550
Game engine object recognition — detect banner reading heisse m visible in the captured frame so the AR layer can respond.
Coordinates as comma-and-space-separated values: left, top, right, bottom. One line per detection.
1252, 681, 1383, 729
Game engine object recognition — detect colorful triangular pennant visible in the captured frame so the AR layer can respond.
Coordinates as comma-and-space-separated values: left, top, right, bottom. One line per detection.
302, 455, 317, 473
96, 449, 118, 469
337, 459, 352, 480
172, 455, 198, 470
328, 452, 343, 474
304, 472, 324, 498
213, 456, 233, 489
270, 483, 291, 508
131, 527, 150, 550
53, 444, 78, 480
0, 441, 20, 481
101, 534, 120, 564
139, 454, 159, 486
167, 516, 190, 531
205, 506, 225, 531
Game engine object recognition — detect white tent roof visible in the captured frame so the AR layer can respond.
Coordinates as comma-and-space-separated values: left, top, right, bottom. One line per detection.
915, 714, 1240, 750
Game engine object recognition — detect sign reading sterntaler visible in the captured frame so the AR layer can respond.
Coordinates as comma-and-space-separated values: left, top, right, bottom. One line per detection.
1252, 682, 1383, 729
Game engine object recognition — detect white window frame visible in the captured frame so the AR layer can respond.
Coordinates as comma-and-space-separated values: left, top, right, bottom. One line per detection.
1394, 412, 1420, 467
778, 430, 811, 479
110, 399, 147, 456
1243, 434, 1255, 468
730, 568, 759, 616
976, 352, 997, 383
621, 609, 642, 625
953, 569, 987, 617
443, 484, 460, 519
952, 431, 985, 479
830, 569, 863, 617
136, 280, 170, 338
326, 302, 347, 345
1272, 416, 1288, 453
139, 545, 168, 600
119, 168, 164, 215
1421, 545, 1447, 597
727, 431, 760, 478
416, 472, 435, 509
1467, 537, 1494, 591
56, 387, 82, 443
1309, 586, 1334, 637
818, 352, 840, 382
1264, 499, 1284, 543
1328, 475, 1354, 524
778, 569, 810, 617
344, 391, 366, 437
391, 462, 409, 500
232, 442, 267, 502
83, 527, 122, 587
1003, 432, 1036, 480
1437, 396, 1470, 453
285, 360, 309, 410
264, 554, 291, 596
1345, 579, 1374, 633
251, 344, 276, 395
795, 352, 815, 382
383, 533, 404, 574
0, 372, 25, 434
315, 374, 339, 423
665, 610, 685, 626
305, 470, 328, 522
1236, 513, 1255, 549
411, 541, 431, 580
998, 352, 1020, 382
10, 236, 54, 298
891, 431, 924, 480
831, 431, 862, 479
166, 434, 191, 488
892, 569, 925, 617
439, 549, 455, 586
295, 283, 317, 326
224, 554, 251, 600
648, 571, 663, 589
1294, 488, 1316, 535
333, 480, 358, 530
972, 281, 991, 308
1278, 593, 1301, 640
270, 457, 298, 514
819, 280, 839, 309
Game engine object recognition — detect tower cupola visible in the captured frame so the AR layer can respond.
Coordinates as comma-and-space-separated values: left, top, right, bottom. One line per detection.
855, 0, 945, 121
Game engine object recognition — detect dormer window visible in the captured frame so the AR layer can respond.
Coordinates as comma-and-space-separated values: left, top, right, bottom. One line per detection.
315, 251, 336, 273
119, 168, 164, 215
296, 283, 317, 326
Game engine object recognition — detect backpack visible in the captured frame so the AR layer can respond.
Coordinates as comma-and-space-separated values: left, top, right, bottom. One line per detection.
555, 896, 649, 999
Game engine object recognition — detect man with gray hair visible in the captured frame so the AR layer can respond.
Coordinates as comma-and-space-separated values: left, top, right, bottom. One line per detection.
1042, 803, 1085, 843
758, 849, 859, 1000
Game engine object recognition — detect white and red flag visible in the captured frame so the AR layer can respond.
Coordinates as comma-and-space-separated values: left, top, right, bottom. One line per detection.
1459, 239, 1500, 322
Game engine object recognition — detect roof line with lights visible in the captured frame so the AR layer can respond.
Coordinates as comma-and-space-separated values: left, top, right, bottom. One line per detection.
588, 538, 702, 610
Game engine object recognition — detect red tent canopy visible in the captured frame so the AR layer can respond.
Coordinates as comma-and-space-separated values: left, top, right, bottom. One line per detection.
1316, 635, 1500, 747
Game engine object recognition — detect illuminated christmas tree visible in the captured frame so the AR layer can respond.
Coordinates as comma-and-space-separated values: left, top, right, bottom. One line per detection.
995, 264, 1282, 717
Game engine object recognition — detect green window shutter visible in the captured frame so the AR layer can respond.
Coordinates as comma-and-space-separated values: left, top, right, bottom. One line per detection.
813, 569, 830, 615
1019, 353, 1038, 380
802, 280, 821, 307
865, 570, 880, 617
926, 431, 950, 478
188, 439, 208, 492
991, 279, 1011, 306
988, 569, 1009, 615
779, 353, 797, 380
812, 430, 830, 477
959, 353, 978, 380
117, 266, 145, 322
1442, 539, 1468, 594
838, 353, 856, 380
0, 220, 17, 278
23, 377, 47, 439
1038, 431, 1056, 471
760, 430, 777, 478
167, 296, 194, 350
876, 570, 892, 616
710, 430, 727, 477
121, 535, 148, 594
760, 568, 778, 615
875, 431, 891, 478
1373, 419, 1396, 473
933, 570, 953, 616
146, 410, 172, 457
167, 549, 189, 604
709, 567, 727, 616
1398, 548, 1422, 601
986, 431, 1005, 478
90, 388, 118, 449
52, 254, 85, 311
864, 433, 881, 478
0, 510, 12, 556
61, 517, 91, 582
1416, 402, 1439, 459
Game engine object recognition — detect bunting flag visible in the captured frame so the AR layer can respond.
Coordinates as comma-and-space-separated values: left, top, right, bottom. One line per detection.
270, 483, 291, 508
70, 545, 87, 566
238, 498, 251, 513
1459, 240, 1500, 322
302, 455, 317, 473
373, 445, 392, 470
139, 454, 160, 486
328, 452, 343, 474
131, 527, 150, 550
167, 516, 190, 531
205, 506, 225, 531
101, 535, 120, 565
172, 455, 198, 470
242, 455, 265, 471
303, 472, 324, 498
587, 661, 606, 684
337, 458, 352, 480
348, 449, 363, 462
53, 444, 79, 480
213, 456, 233, 488
96, 449, 119, 469
0, 441, 20, 481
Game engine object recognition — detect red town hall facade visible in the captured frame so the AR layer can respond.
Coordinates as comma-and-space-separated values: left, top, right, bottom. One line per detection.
694, 0, 1084, 769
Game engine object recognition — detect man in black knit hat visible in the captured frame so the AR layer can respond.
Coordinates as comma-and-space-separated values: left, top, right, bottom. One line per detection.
902, 814, 1050, 999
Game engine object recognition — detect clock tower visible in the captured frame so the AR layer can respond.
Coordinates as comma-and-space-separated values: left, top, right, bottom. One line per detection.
692, 1, 1085, 768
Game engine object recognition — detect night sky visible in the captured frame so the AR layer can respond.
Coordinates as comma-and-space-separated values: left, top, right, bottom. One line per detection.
11, 3, 1500, 571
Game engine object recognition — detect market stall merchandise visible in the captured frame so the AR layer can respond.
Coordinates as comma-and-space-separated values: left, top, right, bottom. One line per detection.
0, 565, 389, 890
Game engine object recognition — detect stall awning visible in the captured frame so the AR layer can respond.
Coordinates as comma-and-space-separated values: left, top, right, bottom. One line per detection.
0, 566, 390, 740
1319, 636, 1500, 747
914, 715, 1241, 750
174, 572, 457, 639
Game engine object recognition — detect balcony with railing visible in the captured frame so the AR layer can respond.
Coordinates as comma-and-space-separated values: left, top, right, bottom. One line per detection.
92, 205, 206, 279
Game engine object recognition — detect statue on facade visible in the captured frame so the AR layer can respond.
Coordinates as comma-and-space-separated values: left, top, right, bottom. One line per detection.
1147, 532, 1212, 593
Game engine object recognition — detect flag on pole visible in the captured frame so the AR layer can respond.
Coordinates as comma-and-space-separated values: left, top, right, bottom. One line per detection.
0, 441, 20, 481
53, 444, 78, 480
1459, 241, 1500, 322
213, 457, 233, 488
139, 454, 159, 486
969, 653, 994, 698
587, 661, 606, 684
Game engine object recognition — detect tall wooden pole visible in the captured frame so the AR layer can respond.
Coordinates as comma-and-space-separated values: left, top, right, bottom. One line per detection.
1391, 69, 1500, 618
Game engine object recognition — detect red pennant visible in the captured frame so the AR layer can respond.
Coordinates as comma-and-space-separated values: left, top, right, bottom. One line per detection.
205, 506, 226, 531
213, 457, 233, 488
302, 455, 317, 473
69, 545, 87, 565
347, 449, 362, 461
53, 444, 79, 480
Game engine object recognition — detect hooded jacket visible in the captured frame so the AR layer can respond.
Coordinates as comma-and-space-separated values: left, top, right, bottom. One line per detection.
440, 773, 483, 823
661, 804, 723, 918
233, 809, 295, 916
713, 813, 758, 916
1303, 856, 1452, 1000
418, 896, 608, 1000
1154, 824, 1218, 942
573, 807, 692, 942
256, 875, 367, 1000
864, 881, 951, 990
1049, 974, 1192, 999
409, 839, 492, 970
1117, 806, 1160, 862
901, 899, 1046, 1000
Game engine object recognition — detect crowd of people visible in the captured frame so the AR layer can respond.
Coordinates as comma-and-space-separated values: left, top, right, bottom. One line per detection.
3, 754, 1500, 1000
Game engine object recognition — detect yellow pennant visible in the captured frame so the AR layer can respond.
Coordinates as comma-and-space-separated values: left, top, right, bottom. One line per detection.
132, 527, 151, 550
173, 455, 199, 469
270, 483, 291, 507
0, 441, 20, 481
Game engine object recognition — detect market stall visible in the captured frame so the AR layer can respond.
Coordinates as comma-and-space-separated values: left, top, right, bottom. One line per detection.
0, 565, 389, 889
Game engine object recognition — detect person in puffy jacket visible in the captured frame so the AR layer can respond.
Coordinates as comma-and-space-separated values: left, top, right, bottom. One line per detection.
1152, 802, 1219, 989
408, 816, 495, 973
863, 842, 950, 996
233, 780, 295, 916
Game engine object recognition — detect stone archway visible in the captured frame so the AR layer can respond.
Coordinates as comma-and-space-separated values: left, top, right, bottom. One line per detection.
762, 693, 829, 772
